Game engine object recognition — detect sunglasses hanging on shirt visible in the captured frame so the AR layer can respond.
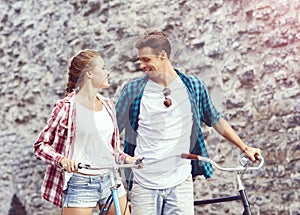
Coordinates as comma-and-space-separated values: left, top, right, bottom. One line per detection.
163, 88, 172, 107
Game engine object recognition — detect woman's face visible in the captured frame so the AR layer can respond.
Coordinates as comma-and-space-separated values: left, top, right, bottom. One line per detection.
90, 56, 110, 89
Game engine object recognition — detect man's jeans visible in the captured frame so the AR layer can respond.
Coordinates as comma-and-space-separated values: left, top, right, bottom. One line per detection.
131, 176, 194, 215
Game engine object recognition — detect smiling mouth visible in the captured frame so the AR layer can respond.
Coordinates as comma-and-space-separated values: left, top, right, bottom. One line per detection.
144, 68, 153, 74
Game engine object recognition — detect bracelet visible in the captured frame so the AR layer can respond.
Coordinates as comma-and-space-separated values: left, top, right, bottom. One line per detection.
242, 147, 249, 153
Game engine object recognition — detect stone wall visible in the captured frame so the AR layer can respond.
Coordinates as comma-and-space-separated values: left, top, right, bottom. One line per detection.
0, 0, 299, 214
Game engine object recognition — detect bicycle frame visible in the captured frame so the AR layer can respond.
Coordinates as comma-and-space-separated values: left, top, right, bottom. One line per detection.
78, 161, 143, 215
181, 153, 264, 215
97, 170, 122, 215
194, 173, 251, 215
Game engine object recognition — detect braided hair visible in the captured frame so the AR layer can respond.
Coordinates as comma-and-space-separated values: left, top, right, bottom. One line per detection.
65, 49, 100, 96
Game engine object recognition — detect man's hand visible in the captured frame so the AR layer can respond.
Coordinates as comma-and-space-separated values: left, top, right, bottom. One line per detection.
243, 147, 262, 162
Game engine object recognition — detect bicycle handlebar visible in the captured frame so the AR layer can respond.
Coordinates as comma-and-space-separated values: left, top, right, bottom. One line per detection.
78, 157, 144, 170
181, 153, 264, 172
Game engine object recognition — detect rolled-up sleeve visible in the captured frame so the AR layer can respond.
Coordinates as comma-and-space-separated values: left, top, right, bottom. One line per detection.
33, 101, 66, 167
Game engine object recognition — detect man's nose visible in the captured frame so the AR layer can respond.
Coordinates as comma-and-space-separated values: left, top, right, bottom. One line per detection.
139, 62, 145, 70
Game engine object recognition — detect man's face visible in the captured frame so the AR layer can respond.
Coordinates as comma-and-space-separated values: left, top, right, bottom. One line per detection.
137, 47, 164, 78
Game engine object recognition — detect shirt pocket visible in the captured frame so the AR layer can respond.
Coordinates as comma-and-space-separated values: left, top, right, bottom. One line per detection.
57, 118, 68, 137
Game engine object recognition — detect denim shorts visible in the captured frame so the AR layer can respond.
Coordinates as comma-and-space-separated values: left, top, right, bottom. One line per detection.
63, 173, 126, 208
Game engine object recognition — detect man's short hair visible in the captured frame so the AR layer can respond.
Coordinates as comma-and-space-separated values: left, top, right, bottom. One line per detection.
135, 30, 171, 58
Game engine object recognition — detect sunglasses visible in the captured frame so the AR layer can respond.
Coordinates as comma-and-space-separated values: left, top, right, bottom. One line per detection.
163, 88, 172, 107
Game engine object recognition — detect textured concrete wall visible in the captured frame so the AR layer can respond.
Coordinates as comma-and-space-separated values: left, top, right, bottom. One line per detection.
0, 0, 299, 214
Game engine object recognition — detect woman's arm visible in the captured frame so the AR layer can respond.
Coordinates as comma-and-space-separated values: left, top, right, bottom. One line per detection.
33, 101, 66, 166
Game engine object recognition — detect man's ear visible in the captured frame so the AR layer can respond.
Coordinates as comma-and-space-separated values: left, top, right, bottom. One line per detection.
159, 50, 168, 60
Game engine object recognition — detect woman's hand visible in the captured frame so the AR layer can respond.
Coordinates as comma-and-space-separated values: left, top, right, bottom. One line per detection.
125, 156, 144, 168
60, 157, 78, 173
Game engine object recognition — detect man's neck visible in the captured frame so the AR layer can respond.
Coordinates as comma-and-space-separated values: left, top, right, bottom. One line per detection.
151, 63, 178, 87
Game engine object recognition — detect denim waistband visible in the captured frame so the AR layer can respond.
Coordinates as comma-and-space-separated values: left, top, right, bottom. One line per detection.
72, 172, 110, 181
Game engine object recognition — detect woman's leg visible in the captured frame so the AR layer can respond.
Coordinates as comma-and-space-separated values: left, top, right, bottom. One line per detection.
62, 207, 93, 215
119, 194, 130, 215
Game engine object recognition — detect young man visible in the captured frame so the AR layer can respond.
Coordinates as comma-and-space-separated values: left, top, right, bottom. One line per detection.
116, 30, 261, 215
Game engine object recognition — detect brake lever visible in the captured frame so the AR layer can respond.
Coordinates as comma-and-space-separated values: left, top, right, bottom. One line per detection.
135, 157, 145, 166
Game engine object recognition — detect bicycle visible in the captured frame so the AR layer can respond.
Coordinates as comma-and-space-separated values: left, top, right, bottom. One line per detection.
181, 153, 264, 215
78, 158, 144, 215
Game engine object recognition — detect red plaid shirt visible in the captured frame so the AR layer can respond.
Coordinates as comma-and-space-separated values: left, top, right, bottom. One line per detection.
33, 92, 125, 207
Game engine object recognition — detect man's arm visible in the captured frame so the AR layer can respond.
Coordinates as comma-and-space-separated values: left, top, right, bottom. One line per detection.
213, 117, 261, 162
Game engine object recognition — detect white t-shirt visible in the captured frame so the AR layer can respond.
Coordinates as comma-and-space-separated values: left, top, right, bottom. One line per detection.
134, 77, 193, 189
63, 101, 115, 189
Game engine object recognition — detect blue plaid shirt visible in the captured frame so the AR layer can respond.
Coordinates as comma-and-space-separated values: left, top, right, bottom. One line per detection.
116, 69, 222, 189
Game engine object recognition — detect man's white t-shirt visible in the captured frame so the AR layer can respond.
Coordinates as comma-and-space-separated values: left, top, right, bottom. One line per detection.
134, 76, 193, 189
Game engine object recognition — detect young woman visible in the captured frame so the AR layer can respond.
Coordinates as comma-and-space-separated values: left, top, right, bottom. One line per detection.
34, 49, 137, 215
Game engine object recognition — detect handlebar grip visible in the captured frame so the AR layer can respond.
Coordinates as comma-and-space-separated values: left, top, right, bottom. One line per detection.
181, 153, 199, 160
255, 154, 262, 160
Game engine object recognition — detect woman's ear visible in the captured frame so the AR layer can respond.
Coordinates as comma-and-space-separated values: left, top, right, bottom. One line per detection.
85, 71, 93, 79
